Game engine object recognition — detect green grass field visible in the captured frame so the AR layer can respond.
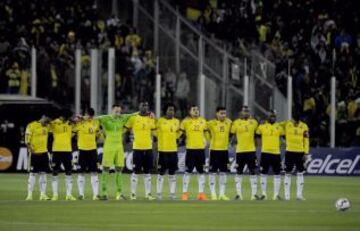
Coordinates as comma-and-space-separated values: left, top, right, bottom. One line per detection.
0, 174, 359, 231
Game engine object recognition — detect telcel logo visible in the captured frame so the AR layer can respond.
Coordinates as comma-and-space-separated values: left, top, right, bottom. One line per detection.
307, 154, 360, 175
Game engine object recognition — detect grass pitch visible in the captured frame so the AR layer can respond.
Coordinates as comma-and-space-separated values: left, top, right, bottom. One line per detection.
0, 174, 359, 231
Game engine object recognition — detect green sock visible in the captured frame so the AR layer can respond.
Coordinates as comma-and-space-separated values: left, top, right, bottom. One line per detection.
101, 171, 109, 196
115, 172, 123, 194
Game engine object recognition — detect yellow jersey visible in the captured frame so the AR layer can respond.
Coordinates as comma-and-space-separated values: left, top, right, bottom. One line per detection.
50, 119, 74, 152
231, 118, 258, 153
125, 115, 156, 150
283, 120, 309, 154
156, 117, 180, 152
207, 118, 232, 150
74, 119, 100, 150
180, 117, 208, 149
256, 122, 284, 154
25, 121, 49, 154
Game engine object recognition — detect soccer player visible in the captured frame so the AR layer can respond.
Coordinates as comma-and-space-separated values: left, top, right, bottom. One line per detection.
231, 105, 259, 200
155, 103, 180, 200
50, 109, 76, 201
207, 106, 232, 200
25, 115, 51, 200
283, 111, 309, 200
74, 108, 100, 200
97, 104, 137, 200
125, 102, 156, 200
180, 105, 209, 201
256, 111, 284, 200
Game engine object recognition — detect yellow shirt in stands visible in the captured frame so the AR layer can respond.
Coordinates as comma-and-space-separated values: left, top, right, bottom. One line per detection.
74, 119, 100, 150
125, 115, 156, 150
50, 119, 73, 152
282, 120, 309, 154
231, 118, 258, 153
256, 122, 284, 154
156, 117, 180, 152
207, 118, 232, 150
25, 121, 49, 154
180, 117, 208, 149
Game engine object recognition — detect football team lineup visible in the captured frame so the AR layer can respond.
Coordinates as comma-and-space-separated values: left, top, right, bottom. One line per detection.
24, 102, 312, 202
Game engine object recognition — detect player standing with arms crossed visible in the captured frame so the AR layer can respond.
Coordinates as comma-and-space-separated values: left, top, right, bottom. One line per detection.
283, 111, 309, 200
74, 108, 100, 200
207, 106, 232, 200
155, 104, 181, 200
125, 102, 156, 200
50, 110, 76, 201
25, 115, 51, 200
256, 111, 284, 200
231, 106, 259, 200
180, 105, 209, 201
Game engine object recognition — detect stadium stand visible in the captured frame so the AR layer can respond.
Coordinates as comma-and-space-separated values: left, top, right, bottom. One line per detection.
181, 0, 360, 147
0, 0, 156, 111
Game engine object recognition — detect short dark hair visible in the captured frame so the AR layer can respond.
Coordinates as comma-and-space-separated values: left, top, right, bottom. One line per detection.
188, 104, 198, 111
216, 106, 226, 112
163, 103, 176, 114
86, 108, 95, 116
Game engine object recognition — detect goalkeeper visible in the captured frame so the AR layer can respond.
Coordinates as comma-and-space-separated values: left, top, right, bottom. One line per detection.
97, 105, 137, 200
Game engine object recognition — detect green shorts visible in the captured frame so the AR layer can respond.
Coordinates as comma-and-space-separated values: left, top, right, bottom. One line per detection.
102, 145, 125, 168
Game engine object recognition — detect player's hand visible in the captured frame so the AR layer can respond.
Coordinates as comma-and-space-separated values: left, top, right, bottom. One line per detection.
27, 145, 33, 154
148, 112, 155, 119
303, 154, 310, 167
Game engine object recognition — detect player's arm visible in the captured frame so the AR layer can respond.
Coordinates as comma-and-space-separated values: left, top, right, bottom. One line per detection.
255, 124, 262, 147
204, 123, 211, 142
230, 122, 237, 146
303, 125, 310, 155
25, 124, 33, 152
151, 119, 157, 142
124, 113, 136, 130
178, 119, 187, 146
122, 111, 140, 123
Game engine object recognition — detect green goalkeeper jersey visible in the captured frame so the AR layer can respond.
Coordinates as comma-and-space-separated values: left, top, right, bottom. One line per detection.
97, 113, 136, 149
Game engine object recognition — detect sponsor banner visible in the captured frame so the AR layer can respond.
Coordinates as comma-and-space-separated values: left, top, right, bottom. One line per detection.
1, 146, 360, 176
306, 148, 360, 176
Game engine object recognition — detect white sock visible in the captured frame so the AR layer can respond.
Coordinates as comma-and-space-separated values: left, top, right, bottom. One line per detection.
209, 173, 216, 195
169, 175, 176, 194
274, 175, 281, 197
39, 172, 47, 195
296, 172, 304, 198
284, 173, 291, 200
235, 174, 242, 196
90, 173, 99, 197
156, 175, 164, 195
260, 174, 267, 196
219, 172, 227, 196
52, 175, 58, 196
198, 174, 205, 193
65, 175, 73, 196
27, 173, 36, 195
182, 173, 190, 193
250, 175, 258, 197
131, 173, 138, 195
144, 174, 152, 196
77, 174, 85, 196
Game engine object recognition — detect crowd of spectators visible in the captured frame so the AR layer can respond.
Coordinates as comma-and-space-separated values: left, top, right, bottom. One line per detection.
0, 0, 156, 112
188, 0, 360, 147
